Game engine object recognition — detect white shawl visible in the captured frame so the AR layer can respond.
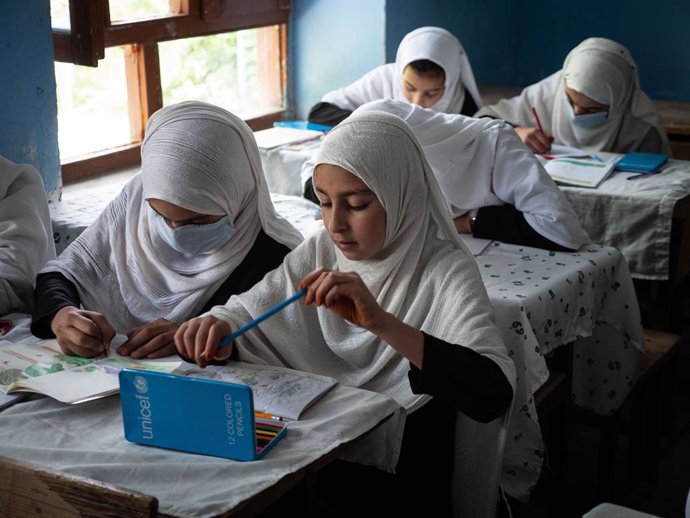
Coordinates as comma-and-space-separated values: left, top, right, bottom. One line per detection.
0, 157, 56, 314
475, 37, 671, 155
40, 101, 302, 332
322, 26, 482, 114
356, 99, 591, 250
208, 109, 515, 412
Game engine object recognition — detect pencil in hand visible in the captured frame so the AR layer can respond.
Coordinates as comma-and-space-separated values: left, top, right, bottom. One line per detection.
197, 288, 308, 362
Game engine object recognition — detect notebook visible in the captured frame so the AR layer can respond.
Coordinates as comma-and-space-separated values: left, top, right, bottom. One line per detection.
615, 152, 669, 174
253, 127, 325, 150
544, 157, 616, 188
119, 369, 287, 461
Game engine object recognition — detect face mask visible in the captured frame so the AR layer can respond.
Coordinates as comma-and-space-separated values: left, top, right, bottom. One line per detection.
564, 95, 609, 129
151, 209, 236, 256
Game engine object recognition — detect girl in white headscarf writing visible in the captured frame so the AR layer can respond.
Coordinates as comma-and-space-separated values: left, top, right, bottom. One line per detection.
475, 37, 671, 156
308, 26, 483, 126
175, 109, 515, 515
31, 101, 302, 359
0, 157, 56, 315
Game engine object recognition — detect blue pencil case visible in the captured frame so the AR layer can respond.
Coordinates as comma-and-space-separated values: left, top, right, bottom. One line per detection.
119, 369, 287, 461
615, 152, 668, 174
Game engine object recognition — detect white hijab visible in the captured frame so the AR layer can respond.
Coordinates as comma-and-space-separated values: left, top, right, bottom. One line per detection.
322, 26, 482, 114
208, 110, 515, 411
475, 37, 670, 154
356, 99, 591, 250
40, 101, 302, 331
0, 157, 56, 314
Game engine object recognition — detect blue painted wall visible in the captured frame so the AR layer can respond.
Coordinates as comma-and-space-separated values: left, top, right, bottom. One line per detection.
290, 0, 386, 119
384, 0, 690, 101
0, 0, 60, 199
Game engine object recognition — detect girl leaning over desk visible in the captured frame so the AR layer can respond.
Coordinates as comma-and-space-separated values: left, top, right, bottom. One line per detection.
30, 101, 302, 360
175, 109, 516, 516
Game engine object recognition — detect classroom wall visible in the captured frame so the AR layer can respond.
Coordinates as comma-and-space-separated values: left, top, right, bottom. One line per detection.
0, 0, 60, 200
289, 0, 386, 119
384, 0, 690, 101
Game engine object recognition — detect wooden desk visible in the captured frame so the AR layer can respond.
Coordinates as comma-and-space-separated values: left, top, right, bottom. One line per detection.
0, 386, 399, 517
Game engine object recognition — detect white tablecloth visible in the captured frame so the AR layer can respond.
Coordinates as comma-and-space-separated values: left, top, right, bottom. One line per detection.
561, 158, 690, 280
0, 385, 400, 517
477, 242, 644, 499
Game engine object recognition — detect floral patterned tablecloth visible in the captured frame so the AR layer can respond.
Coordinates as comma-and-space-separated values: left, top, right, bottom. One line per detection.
477, 241, 644, 500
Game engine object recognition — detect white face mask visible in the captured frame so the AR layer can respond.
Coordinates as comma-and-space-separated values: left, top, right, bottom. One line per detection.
151, 209, 236, 256
564, 94, 609, 129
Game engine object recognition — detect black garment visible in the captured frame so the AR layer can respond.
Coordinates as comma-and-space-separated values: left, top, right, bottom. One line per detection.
260, 332, 513, 517
30, 229, 291, 338
307, 102, 352, 127
472, 204, 574, 251
460, 92, 479, 117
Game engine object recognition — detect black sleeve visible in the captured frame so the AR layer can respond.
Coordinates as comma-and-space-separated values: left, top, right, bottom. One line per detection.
472, 204, 574, 251
307, 102, 352, 126
408, 333, 513, 423
459, 93, 479, 117
303, 176, 319, 205
202, 229, 292, 313
30, 272, 81, 339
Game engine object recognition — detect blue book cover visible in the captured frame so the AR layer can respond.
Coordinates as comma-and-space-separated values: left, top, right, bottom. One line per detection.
615, 152, 668, 173
119, 369, 287, 461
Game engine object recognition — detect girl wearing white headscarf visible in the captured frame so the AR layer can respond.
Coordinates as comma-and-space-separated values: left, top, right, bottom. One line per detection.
0, 157, 56, 315
475, 37, 671, 155
308, 26, 483, 126
31, 101, 302, 359
353, 99, 591, 251
176, 109, 515, 515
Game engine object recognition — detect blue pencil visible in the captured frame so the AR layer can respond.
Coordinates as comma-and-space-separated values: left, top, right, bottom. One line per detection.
198, 288, 307, 360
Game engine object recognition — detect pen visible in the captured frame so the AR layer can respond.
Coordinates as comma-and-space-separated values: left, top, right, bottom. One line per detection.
198, 287, 308, 361
626, 170, 664, 181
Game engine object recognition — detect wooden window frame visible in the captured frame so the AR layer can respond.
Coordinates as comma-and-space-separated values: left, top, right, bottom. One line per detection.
53, 0, 290, 183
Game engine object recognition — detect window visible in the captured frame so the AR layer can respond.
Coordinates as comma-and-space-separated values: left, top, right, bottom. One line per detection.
52, 0, 289, 183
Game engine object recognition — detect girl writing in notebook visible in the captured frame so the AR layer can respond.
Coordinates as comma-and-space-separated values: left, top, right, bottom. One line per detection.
308, 26, 483, 126
30, 101, 302, 359
475, 37, 671, 156
175, 109, 515, 515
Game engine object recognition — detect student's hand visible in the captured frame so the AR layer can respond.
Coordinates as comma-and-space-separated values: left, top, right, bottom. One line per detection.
174, 315, 233, 368
514, 126, 554, 154
119, 318, 178, 359
51, 306, 116, 358
453, 214, 472, 234
300, 268, 387, 333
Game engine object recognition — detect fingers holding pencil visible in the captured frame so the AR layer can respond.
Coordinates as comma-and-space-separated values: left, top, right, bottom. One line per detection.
174, 316, 232, 368
514, 107, 553, 154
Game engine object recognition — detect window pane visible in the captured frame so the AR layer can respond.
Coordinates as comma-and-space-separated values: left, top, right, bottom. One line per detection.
109, 0, 174, 23
159, 27, 284, 119
50, 0, 70, 30
55, 47, 131, 161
